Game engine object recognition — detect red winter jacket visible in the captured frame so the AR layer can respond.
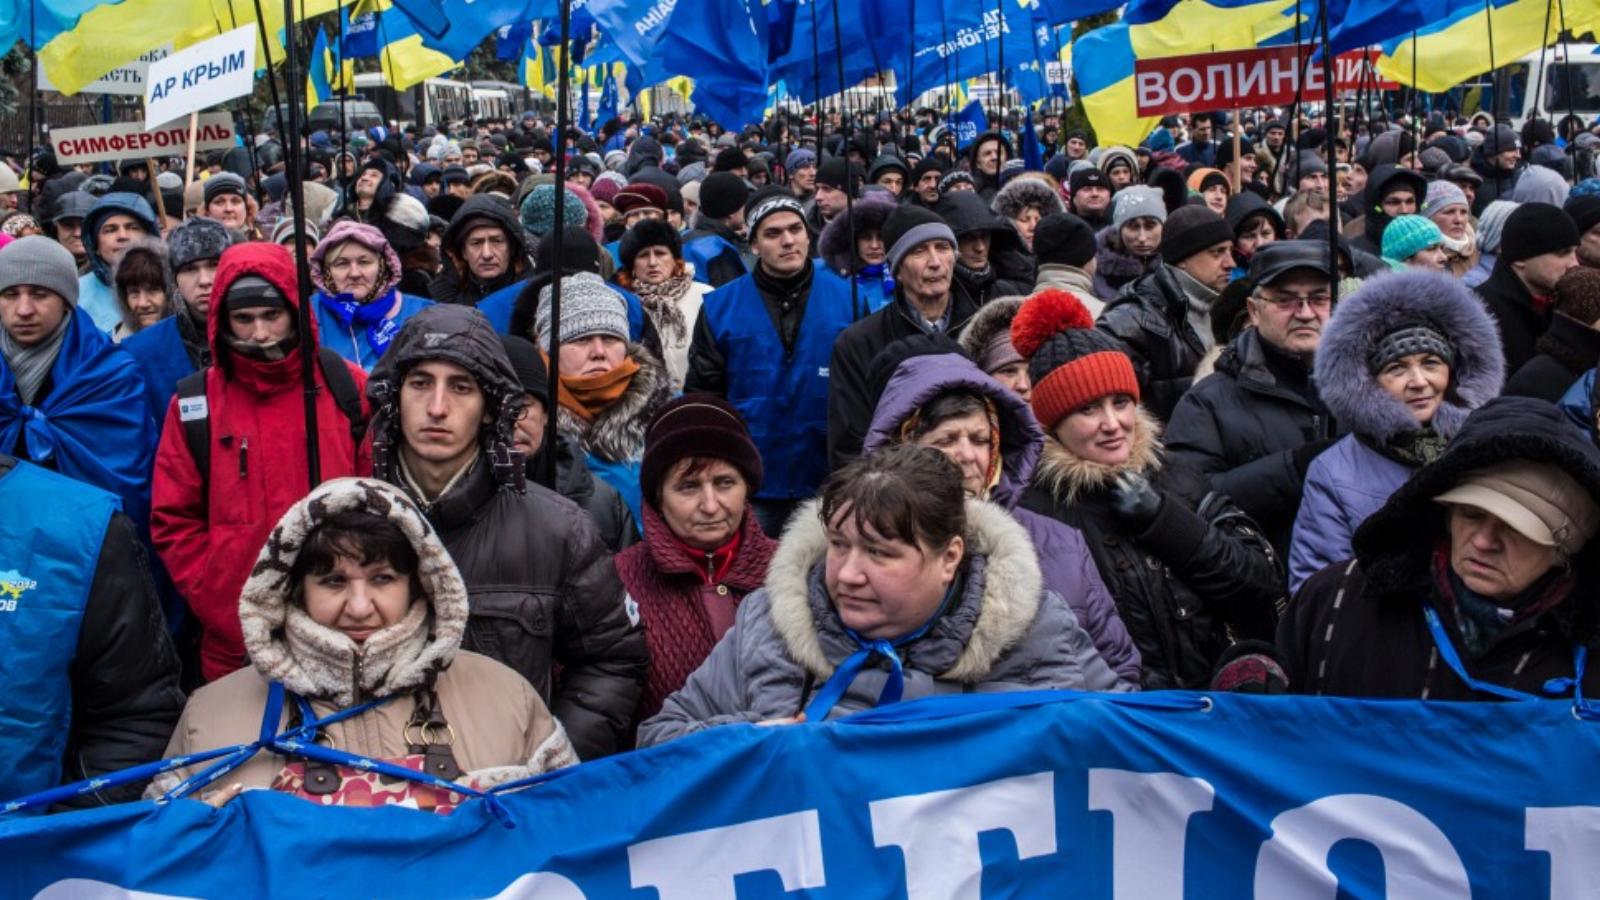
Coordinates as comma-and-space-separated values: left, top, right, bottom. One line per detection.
614, 502, 776, 725
151, 243, 371, 681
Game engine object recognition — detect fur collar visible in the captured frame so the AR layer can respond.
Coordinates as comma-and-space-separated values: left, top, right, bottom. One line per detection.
239, 478, 470, 707
764, 499, 1044, 682
556, 342, 672, 462
1032, 406, 1164, 503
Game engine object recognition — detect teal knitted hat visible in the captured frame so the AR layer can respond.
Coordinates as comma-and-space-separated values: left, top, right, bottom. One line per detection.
520, 183, 588, 239
1381, 214, 1443, 263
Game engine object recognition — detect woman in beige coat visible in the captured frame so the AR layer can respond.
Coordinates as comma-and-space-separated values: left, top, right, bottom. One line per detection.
148, 477, 577, 813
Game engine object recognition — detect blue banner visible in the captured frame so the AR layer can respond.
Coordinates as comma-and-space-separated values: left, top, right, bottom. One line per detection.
4, 691, 1599, 897
953, 99, 988, 149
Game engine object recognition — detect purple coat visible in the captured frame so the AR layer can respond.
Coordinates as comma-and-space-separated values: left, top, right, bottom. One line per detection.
1287, 435, 1413, 594
862, 352, 1143, 686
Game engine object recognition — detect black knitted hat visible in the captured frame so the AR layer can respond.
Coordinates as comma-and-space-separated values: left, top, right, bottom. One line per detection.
1160, 205, 1234, 265
698, 171, 751, 220
640, 393, 765, 505
619, 217, 683, 270
1033, 212, 1098, 269
1501, 203, 1580, 265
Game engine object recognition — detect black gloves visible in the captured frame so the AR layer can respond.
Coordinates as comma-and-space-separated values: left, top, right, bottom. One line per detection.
1110, 471, 1163, 528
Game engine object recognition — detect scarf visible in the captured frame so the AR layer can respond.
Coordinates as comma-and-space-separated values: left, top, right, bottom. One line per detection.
1432, 544, 1572, 658
955, 261, 996, 292
1440, 225, 1476, 258
0, 316, 70, 405
1385, 428, 1449, 467
633, 269, 694, 343
319, 288, 402, 359
857, 262, 893, 296
553, 355, 640, 422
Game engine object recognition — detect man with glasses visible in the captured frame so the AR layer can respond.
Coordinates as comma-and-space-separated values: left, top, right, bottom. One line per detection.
1167, 241, 1343, 559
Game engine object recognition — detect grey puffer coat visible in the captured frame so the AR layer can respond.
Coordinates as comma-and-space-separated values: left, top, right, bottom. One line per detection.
861, 351, 1141, 687
638, 499, 1102, 746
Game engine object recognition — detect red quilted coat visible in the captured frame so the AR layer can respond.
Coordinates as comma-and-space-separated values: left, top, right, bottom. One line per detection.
150, 243, 371, 682
614, 502, 777, 725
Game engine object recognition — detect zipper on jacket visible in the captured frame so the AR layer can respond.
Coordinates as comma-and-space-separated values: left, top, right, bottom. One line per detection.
239, 438, 249, 478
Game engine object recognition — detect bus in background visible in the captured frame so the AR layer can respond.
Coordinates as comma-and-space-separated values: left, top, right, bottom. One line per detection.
354, 74, 474, 131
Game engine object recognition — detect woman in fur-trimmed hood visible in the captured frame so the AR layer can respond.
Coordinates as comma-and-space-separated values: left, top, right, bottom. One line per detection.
818, 193, 898, 314
1288, 270, 1505, 592
638, 444, 1100, 746
991, 174, 1065, 250
1012, 289, 1284, 689
148, 477, 577, 809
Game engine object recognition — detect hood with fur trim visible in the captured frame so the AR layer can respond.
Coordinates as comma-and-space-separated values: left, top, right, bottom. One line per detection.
765, 498, 1046, 682
957, 295, 1025, 363
238, 477, 470, 706
992, 175, 1066, 223
1098, 146, 1140, 179
1033, 406, 1165, 503
1313, 269, 1505, 443
818, 194, 898, 276
110, 236, 176, 334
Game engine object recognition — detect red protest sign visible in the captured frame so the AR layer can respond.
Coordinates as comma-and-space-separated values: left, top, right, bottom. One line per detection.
1134, 46, 1397, 116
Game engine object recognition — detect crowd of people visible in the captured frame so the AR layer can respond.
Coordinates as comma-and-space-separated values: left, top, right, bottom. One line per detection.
6, 100, 1600, 814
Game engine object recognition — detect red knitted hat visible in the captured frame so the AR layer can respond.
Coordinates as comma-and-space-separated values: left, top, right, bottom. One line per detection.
1011, 288, 1140, 431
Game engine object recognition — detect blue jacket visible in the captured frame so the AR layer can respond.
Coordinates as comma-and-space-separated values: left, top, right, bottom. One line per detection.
0, 307, 156, 522
0, 460, 116, 808
312, 290, 435, 371
1288, 435, 1414, 594
1560, 368, 1596, 436
698, 267, 857, 500
683, 234, 747, 287
120, 315, 201, 422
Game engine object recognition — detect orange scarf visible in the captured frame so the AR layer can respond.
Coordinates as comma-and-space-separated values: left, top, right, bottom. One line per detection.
547, 354, 640, 422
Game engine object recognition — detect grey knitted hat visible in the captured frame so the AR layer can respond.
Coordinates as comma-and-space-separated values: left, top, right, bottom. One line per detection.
535, 271, 629, 345
203, 172, 248, 205
0, 235, 80, 305
167, 216, 234, 271
1112, 185, 1168, 229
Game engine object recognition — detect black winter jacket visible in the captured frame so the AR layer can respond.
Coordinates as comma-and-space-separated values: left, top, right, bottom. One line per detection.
1097, 264, 1208, 422
827, 282, 982, 468
1504, 312, 1600, 403
1019, 414, 1284, 689
1279, 397, 1600, 699
1166, 328, 1338, 558
531, 433, 639, 553
429, 195, 531, 306
0, 455, 185, 806
1475, 258, 1550, 375
420, 458, 649, 759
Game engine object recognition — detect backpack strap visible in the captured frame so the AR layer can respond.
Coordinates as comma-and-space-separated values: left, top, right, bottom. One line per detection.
315, 347, 368, 445
174, 368, 211, 494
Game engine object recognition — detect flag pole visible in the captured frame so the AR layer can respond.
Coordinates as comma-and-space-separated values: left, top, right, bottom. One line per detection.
1318, 0, 1339, 313
543, 0, 573, 489
829, 0, 860, 319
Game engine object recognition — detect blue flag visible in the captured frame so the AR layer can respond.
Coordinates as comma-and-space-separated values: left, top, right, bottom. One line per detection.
1023, 108, 1046, 170
495, 22, 534, 61
953, 99, 988, 150
342, 7, 382, 59
594, 68, 619, 133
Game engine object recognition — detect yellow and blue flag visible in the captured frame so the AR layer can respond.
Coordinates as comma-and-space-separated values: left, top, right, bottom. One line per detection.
1375, 0, 1600, 93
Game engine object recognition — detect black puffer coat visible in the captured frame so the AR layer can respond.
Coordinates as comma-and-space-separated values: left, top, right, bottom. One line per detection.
1165, 327, 1338, 558
1020, 409, 1284, 689
367, 304, 649, 759
429, 195, 531, 306
1505, 312, 1600, 403
1279, 397, 1600, 699
1097, 264, 1207, 422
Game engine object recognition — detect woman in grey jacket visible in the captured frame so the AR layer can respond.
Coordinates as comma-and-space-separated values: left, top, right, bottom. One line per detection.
638, 445, 1104, 746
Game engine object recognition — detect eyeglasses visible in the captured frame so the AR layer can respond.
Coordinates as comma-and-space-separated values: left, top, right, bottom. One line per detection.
1253, 291, 1333, 312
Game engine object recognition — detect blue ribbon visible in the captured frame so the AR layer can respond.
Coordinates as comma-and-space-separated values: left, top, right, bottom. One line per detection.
1421, 601, 1588, 705
803, 577, 962, 723
317, 289, 402, 360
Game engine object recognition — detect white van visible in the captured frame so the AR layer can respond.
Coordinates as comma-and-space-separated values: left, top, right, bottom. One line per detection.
1504, 43, 1600, 131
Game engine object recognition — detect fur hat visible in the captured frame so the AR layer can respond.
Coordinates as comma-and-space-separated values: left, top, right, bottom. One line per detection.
993, 175, 1065, 223
1012, 288, 1140, 432
167, 216, 234, 272
818, 194, 898, 275
619, 217, 683, 270
1314, 270, 1505, 443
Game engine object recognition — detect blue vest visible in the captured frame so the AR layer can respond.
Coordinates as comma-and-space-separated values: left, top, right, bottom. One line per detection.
482, 280, 650, 344
313, 291, 435, 372
700, 268, 858, 500
0, 461, 117, 811
683, 234, 745, 286
120, 316, 197, 422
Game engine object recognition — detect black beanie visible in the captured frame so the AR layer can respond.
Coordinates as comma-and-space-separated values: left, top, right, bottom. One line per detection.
712, 146, 748, 172
499, 334, 549, 405
1033, 213, 1098, 269
1501, 203, 1581, 265
816, 157, 862, 193
699, 171, 750, 220
620, 217, 683, 270
881, 204, 957, 275
225, 275, 288, 312
535, 224, 602, 275
1565, 195, 1600, 236
640, 393, 765, 505
866, 333, 968, 410
1160, 205, 1234, 265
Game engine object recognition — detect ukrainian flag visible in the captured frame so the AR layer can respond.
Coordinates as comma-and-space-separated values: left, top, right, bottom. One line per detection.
371, 5, 458, 90
1075, 22, 1162, 149
1376, 0, 1600, 93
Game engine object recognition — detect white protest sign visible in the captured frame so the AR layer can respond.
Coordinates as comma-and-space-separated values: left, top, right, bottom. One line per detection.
144, 26, 255, 129
52, 113, 237, 165
37, 45, 172, 97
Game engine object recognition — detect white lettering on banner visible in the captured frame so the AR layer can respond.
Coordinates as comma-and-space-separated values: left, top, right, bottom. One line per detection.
1201, 64, 1233, 102
915, 9, 1013, 60
869, 772, 1057, 900
1238, 60, 1268, 98
485, 872, 589, 899
1526, 807, 1600, 898
37, 46, 171, 97
143, 26, 256, 129
627, 810, 825, 899
634, 0, 677, 36
1136, 71, 1168, 109
1254, 794, 1473, 898
51, 113, 237, 165
1088, 769, 1215, 900
1169, 69, 1202, 104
